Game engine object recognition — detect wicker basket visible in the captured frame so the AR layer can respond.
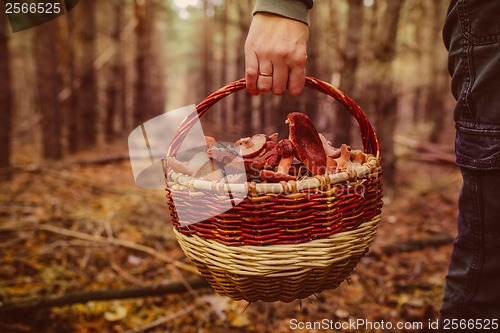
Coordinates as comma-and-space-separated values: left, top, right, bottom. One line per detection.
165, 77, 383, 303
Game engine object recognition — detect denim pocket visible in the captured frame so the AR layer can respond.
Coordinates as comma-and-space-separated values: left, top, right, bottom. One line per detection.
458, 0, 500, 44
456, 123, 500, 170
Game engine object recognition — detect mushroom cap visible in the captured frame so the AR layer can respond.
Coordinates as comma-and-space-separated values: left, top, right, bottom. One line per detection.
267, 132, 279, 142
334, 144, 352, 171
351, 150, 365, 164
204, 136, 216, 149
235, 134, 267, 157
319, 134, 341, 158
276, 139, 295, 158
287, 112, 327, 175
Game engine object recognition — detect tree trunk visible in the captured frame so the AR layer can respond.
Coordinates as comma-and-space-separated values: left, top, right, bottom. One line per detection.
366, 0, 405, 193
333, 0, 363, 146
411, 1, 425, 126
426, 0, 448, 144
34, 21, 64, 160
105, 0, 124, 140
233, 0, 253, 137
0, 5, 13, 176
134, 0, 151, 125
202, 0, 213, 99
219, 0, 229, 131
133, 0, 165, 127
66, 10, 80, 153
80, 0, 98, 148
147, 2, 166, 118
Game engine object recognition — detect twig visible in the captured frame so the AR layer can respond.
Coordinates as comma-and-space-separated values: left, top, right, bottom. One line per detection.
38, 240, 108, 254
379, 234, 454, 255
366, 234, 454, 261
111, 261, 147, 287
395, 136, 456, 165
122, 305, 196, 333
0, 277, 210, 314
37, 223, 199, 275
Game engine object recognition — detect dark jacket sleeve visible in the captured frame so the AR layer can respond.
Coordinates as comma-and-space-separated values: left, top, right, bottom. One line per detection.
253, 0, 314, 25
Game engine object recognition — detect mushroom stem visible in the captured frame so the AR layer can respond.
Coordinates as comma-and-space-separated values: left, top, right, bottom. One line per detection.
260, 169, 295, 182
167, 157, 195, 176
277, 156, 294, 174
259, 155, 295, 182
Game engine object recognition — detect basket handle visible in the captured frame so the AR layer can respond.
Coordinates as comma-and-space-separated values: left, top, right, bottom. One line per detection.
168, 77, 380, 158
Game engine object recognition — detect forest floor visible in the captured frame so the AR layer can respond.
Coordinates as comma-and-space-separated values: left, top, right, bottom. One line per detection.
0, 138, 461, 333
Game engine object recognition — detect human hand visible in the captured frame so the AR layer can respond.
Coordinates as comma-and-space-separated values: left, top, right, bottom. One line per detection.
245, 13, 309, 96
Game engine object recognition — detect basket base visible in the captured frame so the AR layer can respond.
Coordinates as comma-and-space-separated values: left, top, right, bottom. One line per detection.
174, 215, 380, 302
192, 256, 353, 303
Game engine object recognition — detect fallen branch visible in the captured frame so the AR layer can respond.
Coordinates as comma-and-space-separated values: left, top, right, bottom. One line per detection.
0, 153, 130, 178
122, 305, 196, 333
70, 154, 130, 166
37, 223, 199, 275
371, 234, 454, 257
395, 136, 456, 165
0, 277, 210, 314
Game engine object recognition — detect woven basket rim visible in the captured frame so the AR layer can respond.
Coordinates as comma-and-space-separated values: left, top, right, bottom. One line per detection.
165, 154, 380, 196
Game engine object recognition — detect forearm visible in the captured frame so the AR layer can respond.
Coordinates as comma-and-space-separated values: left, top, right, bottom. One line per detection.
253, 0, 313, 25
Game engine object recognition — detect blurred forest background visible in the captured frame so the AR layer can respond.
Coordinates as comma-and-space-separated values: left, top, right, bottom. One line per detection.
1, 0, 461, 332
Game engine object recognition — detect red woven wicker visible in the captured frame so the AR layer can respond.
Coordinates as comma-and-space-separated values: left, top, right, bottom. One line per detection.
165, 77, 383, 302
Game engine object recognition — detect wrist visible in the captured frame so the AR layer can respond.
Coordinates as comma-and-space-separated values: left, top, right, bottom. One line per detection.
253, 0, 312, 25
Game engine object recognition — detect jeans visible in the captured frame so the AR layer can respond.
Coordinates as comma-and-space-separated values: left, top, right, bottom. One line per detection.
441, 0, 500, 327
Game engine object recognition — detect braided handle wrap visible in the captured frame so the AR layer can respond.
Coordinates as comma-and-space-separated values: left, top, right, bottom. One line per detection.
168, 77, 380, 158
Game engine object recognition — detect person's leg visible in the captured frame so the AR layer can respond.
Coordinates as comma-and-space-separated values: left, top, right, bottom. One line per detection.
441, 168, 500, 323
441, 0, 500, 329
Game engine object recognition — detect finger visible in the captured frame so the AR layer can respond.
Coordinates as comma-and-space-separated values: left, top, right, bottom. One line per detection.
287, 63, 306, 96
257, 63, 273, 94
271, 61, 288, 96
245, 50, 260, 96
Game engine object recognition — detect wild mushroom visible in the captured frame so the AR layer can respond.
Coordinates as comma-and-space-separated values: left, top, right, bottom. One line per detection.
204, 136, 216, 150
288, 158, 309, 177
286, 112, 327, 175
259, 139, 296, 182
260, 168, 295, 182
276, 138, 294, 157
244, 148, 280, 178
350, 150, 365, 165
266, 132, 279, 142
167, 156, 195, 176
235, 134, 267, 157
187, 152, 211, 172
319, 134, 341, 158
223, 173, 248, 184
209, 149, 245, 171
210, 142, 281, 181
168, 152, 223, 181
326, 157, 338, 174
260, 140, 278, 155
334, 144, 352, 172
